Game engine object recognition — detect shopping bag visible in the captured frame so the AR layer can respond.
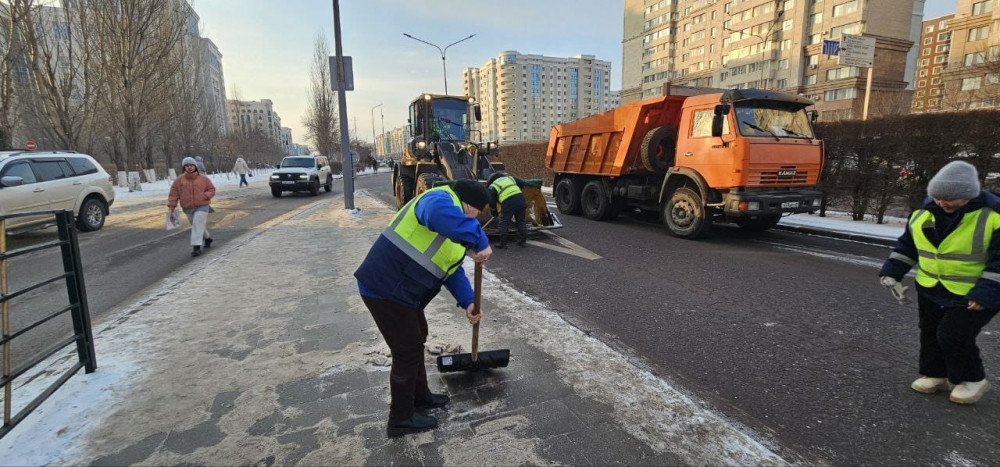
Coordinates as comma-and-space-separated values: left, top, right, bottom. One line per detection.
166, 210, 182, 230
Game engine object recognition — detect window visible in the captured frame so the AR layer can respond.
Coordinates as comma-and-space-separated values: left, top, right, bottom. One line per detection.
1, 161, 36, 184
965, 52, 986, 66
972, 0, 993, 15
938, 32, 951, 42
925, 26, 935, 33
33, 160, 71, 181
777, 78, 788, 88
783, 0, 795, 9
805, 74, 817, 85
782, 20, 793, 30
809, 34, 822, 44
832, 0, 860, 16
923, 48, 931, 56
933, 66, 943, 74
67, 157, 98, 175
924, 37, 933, 45
827, 66, 859, 80
831, 22, 862, 38
807, 55, 819, 66
987, 73, 1000, 85
779, 59, 789, 69
691, 109, 730, 137
918, 80, 926, 87
919, 69, 928, 77
931, 77, 942, 85
824, 87, 858, 101
969, 26, 990, 42
962, 77, 982, 90
934, 55, 946, 64
916, 90, 925, 97
810, 13, 823, 24
781, 39, 792, 50
920, 59, 930, 66
936, 44, 949, 53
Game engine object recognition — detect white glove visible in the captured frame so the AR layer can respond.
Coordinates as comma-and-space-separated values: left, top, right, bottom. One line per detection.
880, 276, 910, 305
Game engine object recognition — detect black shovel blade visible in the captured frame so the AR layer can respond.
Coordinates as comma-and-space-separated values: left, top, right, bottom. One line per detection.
436, 349, 510, 373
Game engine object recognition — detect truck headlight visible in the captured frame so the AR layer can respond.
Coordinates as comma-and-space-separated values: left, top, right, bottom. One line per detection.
417, 141, 426, 149
270, 175, 279, 179
299, 174, 308, 179
747, 201, 760, 211
812, 198, 821, 207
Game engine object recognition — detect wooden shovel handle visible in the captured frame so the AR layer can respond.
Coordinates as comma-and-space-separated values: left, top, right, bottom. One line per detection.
471, 262, 482, 361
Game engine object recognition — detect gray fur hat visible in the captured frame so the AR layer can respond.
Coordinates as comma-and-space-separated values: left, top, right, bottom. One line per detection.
182, 157, 197, 167
927, 161, 981, 200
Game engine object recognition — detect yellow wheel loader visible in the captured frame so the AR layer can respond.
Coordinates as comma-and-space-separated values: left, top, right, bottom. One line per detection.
390, 93, 561, 235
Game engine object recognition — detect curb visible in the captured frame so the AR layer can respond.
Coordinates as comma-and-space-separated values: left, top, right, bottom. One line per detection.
774, 223, 897, 246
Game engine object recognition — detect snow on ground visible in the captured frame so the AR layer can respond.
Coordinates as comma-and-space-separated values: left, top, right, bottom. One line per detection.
780, 210, 905, 241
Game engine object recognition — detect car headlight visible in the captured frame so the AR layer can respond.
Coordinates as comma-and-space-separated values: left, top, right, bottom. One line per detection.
299, 174, 308, 179
270, 175, 279, 179
747, 201, 760, 211
417, 141, 426, 149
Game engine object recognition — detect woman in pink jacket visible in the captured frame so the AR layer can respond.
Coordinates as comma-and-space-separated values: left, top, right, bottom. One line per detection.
168, 157, 216, 256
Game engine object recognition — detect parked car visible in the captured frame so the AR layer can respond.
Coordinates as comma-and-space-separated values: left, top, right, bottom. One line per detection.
0, 150, 115, 232
269, 155, 332, 197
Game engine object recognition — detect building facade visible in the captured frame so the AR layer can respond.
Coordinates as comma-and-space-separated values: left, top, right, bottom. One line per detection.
280, 127, 293, 155
911, 15, 953, 112
199, 38, 229, 136
622, 0, 925, 121
376, 126, 412, 161
463, 51, 617, 143
939, 0, 999, 110
227, 99, 285, 146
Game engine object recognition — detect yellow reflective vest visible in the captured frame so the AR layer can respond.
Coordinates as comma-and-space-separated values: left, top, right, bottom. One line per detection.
489, 176, 522, 204
381, 186, 467, 280
910, 206, 1000, 295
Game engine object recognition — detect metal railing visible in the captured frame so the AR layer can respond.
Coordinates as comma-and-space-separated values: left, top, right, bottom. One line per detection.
0, 210, 96, 439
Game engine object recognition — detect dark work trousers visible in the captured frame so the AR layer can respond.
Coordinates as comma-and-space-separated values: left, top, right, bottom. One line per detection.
239, 174, 248, 187
497, 195, 527, 246
918, 296, 998, 384
361, 296, 433, 424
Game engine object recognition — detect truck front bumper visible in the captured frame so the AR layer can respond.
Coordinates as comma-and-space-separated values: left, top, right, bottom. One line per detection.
269, 180, 311, 191
722, 189, 823, 217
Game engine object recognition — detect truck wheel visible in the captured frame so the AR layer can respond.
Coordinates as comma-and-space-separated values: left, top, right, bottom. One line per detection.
735, 214, 781, 232
416, 173, 441, 197
76, 198, 107, 232
581, 180, 613, 221
640, 126, 677, 173
271, 187, 282, 198
324, 176, 332, 192
395, 173, 415, 208
309, 179, 320, 196
663, 187, 709, 239
555, 178, 582, 215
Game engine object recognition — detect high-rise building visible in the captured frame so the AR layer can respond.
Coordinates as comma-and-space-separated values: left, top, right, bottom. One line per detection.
280, 127, 293, 155
463, 51, 617, 143
227, 99, 285, 146
622, 0, 925, 121
199, 38, 229, 136
911, 14, 953, 112
377, 126, 412, 161
939, 0, 999, 110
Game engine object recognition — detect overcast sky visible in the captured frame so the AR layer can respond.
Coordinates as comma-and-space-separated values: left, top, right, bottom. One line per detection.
194, 0, 956, 152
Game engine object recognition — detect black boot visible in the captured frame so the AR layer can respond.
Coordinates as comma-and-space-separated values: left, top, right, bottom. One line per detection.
414, 393, 450, 410
517, 238, 527, 247
387, 414, 438, 438
204, 237, 213, 248
191, 246, 202, 257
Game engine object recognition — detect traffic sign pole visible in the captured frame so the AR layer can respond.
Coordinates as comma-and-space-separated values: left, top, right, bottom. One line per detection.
863, 64, 874, 121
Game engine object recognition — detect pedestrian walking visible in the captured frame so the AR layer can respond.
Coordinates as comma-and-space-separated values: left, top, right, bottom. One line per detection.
879, 160, 1000, 404
354, 179, 493, 438
168, 157, 216, 257
195, 156, 207, 175
488, 172, 528, 248
233, 156, 250, 187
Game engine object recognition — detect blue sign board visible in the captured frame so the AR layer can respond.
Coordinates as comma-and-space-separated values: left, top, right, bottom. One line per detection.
822, 40, 840, 56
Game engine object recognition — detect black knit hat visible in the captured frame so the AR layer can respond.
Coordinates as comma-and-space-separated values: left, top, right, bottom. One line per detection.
452, 179, 490, 210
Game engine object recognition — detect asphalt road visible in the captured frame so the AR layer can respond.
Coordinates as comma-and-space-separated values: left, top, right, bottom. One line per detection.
4, 173, 387, 370
363, 173, 998, 465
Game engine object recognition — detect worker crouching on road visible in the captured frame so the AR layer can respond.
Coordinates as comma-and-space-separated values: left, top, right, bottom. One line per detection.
167, 157, 216, 257
354, 179, 493, 438
488, 172, 527, 248
879, 160, 1000, 404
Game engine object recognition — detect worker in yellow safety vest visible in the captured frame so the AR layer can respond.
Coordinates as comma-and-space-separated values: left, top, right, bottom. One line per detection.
488, 172, 528, 248
354, 179, 493, 437
879, 160, 1000, 404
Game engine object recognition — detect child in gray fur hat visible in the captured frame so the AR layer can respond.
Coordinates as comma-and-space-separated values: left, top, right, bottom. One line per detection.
879, 160, 1000, 404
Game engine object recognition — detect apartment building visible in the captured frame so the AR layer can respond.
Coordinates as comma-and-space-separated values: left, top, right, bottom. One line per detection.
199, 38, 230, 136
463, 51, 618, 143
280, 127, 293, 155
227, 99, 285, 146
912, 14, 953, 112
622, 0, 924, 121
939, 0, 999, 109
376, 126, 412, 161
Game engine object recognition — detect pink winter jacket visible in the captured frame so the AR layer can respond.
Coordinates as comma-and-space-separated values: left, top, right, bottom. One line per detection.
167, 172, 216, 210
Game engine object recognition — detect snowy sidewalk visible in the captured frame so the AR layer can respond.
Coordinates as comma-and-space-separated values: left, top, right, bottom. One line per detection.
0, 190, 792, 466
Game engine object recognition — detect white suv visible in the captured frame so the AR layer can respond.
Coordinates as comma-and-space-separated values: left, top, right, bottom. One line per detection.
0, 151, 115, 232
269, 155, 333, 197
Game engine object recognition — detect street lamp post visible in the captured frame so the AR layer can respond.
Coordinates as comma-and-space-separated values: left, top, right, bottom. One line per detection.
370, 103, 382, 159
402, 32, 475, 95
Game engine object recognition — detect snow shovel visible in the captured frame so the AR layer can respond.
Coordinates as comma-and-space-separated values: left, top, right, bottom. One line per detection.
436, 262, 510, 373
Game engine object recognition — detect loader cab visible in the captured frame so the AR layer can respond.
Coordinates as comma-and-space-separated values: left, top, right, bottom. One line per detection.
409, 95, 473, 144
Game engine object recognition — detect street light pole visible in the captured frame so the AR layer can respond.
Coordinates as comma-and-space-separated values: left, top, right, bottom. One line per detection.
370, 103, 382, 158
332, 0, 354, 209
402, 32, 475, 95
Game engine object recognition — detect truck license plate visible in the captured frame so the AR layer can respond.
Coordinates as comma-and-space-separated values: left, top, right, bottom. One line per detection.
282, 181, 295, 184
781, 201, 799, 209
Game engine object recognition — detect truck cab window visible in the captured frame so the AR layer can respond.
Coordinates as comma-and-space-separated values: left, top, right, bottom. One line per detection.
692, 109, 730, 137
429, 98, 468, 142
735, 103, 813, 139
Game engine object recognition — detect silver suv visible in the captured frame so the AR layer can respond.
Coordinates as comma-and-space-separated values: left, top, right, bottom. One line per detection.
269, 155, 333, 197
0, 150, 115, 232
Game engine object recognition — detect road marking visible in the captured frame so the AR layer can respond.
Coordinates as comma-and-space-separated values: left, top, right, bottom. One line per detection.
529, 230, 602, 260
759, 241, 884, 268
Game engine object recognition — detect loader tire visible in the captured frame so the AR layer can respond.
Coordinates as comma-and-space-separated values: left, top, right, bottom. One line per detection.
640, 126, 677, 173
581, 180, 613, 221
554, 177, 582, 215
415, 173, 441, 197
395, 173, 415, 209
663, 187, 709, 239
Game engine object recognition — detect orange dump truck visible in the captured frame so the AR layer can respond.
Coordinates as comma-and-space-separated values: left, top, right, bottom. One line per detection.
546, 86, 824, 239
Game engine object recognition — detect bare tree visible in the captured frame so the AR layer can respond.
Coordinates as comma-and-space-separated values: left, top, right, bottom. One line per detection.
0, 0, 31, 150
157, 32, 217, 174
16, 0, 101, 152
303, 33, 339, 162
90, 0, 186, 173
